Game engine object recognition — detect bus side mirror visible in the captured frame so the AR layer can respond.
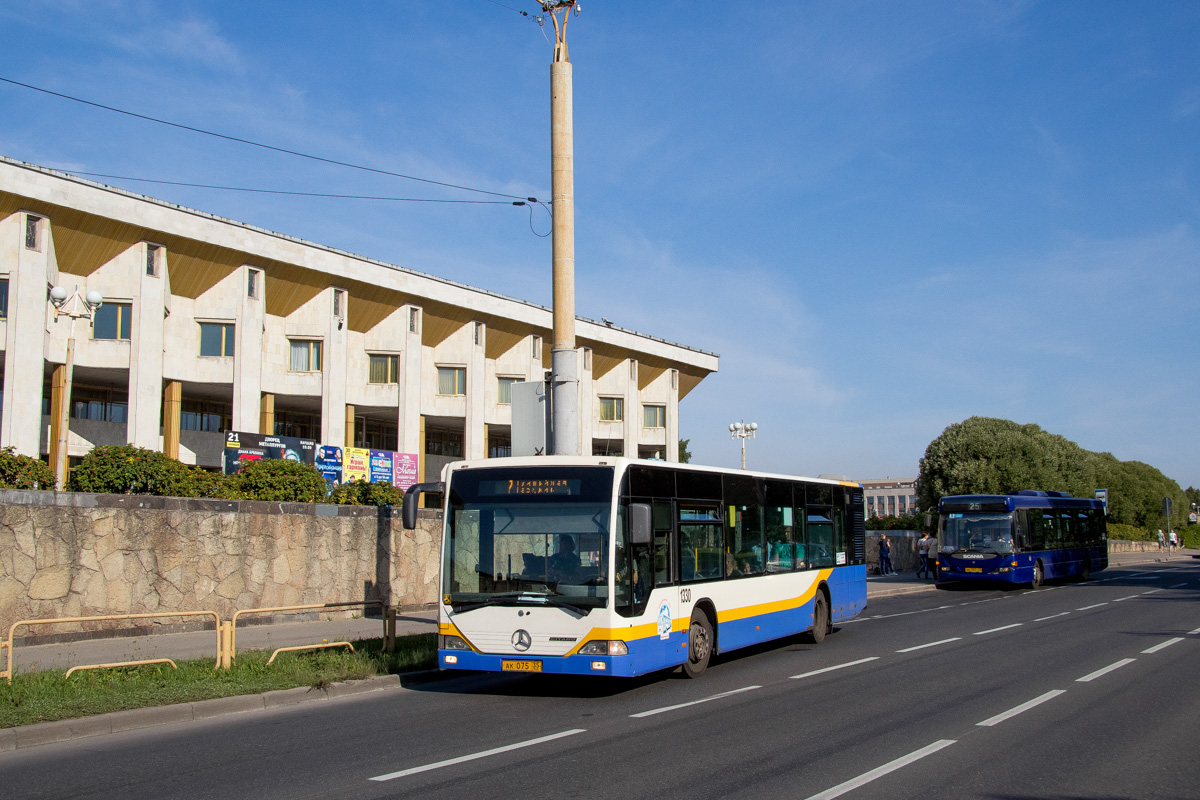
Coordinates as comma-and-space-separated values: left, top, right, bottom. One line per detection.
629, 503, 652, 545
402, 482, 444, 529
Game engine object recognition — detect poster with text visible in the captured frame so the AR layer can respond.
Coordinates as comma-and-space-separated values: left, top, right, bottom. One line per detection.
369, 450, 394, 484
343, 447, 370, 483
393, 452, 419, 491
223, 431, 317, 475
316, 446, 343, 489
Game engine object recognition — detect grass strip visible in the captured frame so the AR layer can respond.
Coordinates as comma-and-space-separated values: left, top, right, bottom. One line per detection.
0, 633, 436, 729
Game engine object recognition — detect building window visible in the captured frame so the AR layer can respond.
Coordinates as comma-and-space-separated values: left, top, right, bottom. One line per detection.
409, 307, 420, 333
583, 348, 592, 370
199, 322, 235, 357
670, 368, 678, 389
71, 386, 127, 423
643, 404, 665, 429
489, 430, 512, 458
180, 400, 231, 433
599, 397, 624, 422
354, 417, 398, 451
92, 302, 132, 341
474, 321, 483, 346
497, 377, 518, 405
274, 411, 319, 440
333, 289, 345, 318
426, 428, 463, 458
146, 244, 161, 277
532, 335, 542, 359
0, 279, 8, 319
25, 215, 40, 250
437, 366, 466, 396
369, 354, 399, 384
247, 268, 260, 299
289, 340, 322, 372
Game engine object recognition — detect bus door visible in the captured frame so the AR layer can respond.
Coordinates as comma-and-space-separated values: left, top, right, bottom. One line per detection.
646, 500, 680, 667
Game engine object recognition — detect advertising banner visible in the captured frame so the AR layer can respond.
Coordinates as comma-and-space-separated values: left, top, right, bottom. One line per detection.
316, 446, 343, 490
369, 450, 393, 484
223, 431, 317, 475
343, 447, 370, 483
393, 452, 419, 491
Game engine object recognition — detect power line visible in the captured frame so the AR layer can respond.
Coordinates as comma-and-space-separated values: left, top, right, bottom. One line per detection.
0, 75, 536, 202
69, 171, 521, 205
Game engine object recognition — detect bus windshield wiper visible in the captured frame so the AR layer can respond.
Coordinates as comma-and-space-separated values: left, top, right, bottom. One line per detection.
451, 591, 594, 615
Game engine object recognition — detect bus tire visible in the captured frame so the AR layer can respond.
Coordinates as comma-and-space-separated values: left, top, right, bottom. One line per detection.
809, 593, 829, 644
683, 609, 713, 678
1030, 561, 1044, 589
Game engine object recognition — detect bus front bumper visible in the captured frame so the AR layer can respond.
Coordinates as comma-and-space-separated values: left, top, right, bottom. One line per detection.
438, 649, 639, 677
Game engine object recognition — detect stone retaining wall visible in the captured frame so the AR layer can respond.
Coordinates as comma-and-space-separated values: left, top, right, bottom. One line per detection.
0, 490, 442, 639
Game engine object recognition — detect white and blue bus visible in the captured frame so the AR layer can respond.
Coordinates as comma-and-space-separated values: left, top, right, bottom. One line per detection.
403, 457, 867, 678
937, 491, 1108, 588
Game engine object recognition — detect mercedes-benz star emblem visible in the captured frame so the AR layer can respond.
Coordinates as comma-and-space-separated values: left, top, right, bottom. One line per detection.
512, 629, 532, 652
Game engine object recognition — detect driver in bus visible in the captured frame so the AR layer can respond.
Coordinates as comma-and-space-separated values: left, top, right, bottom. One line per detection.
548, 535, 581, 581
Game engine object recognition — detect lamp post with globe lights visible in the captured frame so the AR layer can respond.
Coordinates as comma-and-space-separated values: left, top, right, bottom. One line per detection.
49, 285, 103, 490
729, 421, 758, 470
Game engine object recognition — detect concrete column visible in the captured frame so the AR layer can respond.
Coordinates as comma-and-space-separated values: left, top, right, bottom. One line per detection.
233, 266, 265, 433
163, 380, 182, 459
47, 363, 67, 478
259, 393, 275, 436
465, 321, 486, 460
624, 358, 639, 459
550, 36, 579, 456
2, 211, 54, 457
397, 305, 422, 457
321, 288, 348, 448
667, 369, 680, 463
418, 414, 427, 507
579, 347, 593, 456
128, 243, 166, 449
345, 404, 356, 448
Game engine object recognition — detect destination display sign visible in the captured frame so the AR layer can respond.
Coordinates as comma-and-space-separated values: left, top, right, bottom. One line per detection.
480, 478, 579, 496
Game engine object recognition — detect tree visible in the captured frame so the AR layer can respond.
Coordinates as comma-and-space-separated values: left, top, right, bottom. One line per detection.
917, 417, 1187, 529
678, 438, 693, 464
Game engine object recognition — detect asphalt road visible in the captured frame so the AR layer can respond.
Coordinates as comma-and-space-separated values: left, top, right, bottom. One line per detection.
2, 561, 1198, 800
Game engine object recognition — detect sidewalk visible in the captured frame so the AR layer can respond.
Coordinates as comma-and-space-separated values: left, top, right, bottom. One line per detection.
7, 610, 439, 675
866, 548, 1197, 599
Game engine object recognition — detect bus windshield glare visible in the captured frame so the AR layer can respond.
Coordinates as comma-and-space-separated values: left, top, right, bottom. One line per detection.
941, 512, 1016, 554
444, 466, 614, 613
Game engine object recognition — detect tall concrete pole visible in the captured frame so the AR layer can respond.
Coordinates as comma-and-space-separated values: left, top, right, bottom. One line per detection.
546, 2, 580, 455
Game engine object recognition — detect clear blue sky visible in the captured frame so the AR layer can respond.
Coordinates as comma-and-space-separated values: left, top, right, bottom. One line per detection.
2, 2, 1197, 488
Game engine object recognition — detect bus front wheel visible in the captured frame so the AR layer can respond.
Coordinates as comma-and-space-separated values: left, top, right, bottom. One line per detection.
1030, 562, 1044, 590
683, 610, 713, 678
810, 593, 829, 644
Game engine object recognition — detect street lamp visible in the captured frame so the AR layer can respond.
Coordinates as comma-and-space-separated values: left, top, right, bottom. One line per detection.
728, 420, 758, 470
49, 285, 103, 491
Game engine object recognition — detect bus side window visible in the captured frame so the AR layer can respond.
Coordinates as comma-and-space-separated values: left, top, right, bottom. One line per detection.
652, 500, 674, 586
794, 504, 808, 570
765, 505, 793, 572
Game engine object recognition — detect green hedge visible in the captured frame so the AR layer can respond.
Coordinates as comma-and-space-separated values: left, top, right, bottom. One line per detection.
328, 479, 404, 507
0, 447, 56, 490
220, 458, 329, 503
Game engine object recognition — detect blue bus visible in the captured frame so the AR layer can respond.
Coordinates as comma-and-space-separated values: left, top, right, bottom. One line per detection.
403, 456, 867, 678
937, 491, 1107, 588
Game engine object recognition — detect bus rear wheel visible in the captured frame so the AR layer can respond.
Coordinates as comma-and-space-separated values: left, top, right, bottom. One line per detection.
1030, 561, 1044, 589
683, 609, 713, 678
809, 593, 829, 644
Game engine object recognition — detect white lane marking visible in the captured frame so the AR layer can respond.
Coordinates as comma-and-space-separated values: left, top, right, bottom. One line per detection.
790, 657, 880, 680
1126, 577, 1160, 580
803, 740, 957, 800
896, 637, 961, 653
1142, 589, 1162, 595
1033, 612, 1070, 622
1077, 658, 1136, 682
1142, 638, 1184, 654
1169, 583, 1187, 588
1112, 595, 1140, 602
973, 623, 1022, 636
1127, 572, 1148, 577
976, 689, 1066, 727
1188, 627, 1200, 636
369, 728, 586, 781
629, 685, 761, 718
1075, 603, 1108, 611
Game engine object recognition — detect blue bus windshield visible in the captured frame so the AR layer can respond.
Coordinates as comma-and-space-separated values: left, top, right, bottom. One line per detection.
941, 512, 1015, 554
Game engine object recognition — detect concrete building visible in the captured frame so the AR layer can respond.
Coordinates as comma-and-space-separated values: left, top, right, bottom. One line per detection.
0, 156, 718, 482
861, 477, 920, 519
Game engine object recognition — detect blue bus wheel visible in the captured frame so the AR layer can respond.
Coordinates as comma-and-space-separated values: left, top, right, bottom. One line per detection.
683, 610, 713, 678
810, 594, 829, 644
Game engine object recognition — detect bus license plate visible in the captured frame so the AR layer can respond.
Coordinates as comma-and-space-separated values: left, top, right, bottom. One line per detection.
501, 659, 542, 672
965, 567, 983, 573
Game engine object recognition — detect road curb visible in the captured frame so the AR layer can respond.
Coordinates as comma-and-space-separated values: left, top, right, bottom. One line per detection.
1, 673, 404, 752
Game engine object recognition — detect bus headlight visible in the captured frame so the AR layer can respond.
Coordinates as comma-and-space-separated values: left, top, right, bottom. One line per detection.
440, 635, 470, 651
579, 640, 628, 656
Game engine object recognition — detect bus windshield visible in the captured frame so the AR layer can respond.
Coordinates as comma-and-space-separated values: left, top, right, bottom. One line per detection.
444, 466, 614, 613
941, 512, 1016, 554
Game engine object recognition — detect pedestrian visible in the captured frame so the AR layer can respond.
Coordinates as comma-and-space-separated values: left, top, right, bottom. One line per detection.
1168, 530, 1178, 555
916, 532, 930, 578
926, 533, 939, 580
878, 534, 893, 576
1157, 530, 1165, 552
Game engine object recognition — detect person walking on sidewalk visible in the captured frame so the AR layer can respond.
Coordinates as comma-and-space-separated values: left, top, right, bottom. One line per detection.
916, 532, 931, 578
878, 534, 894, 575
1157, 530, 1165, 552
927, 534, 939, 580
